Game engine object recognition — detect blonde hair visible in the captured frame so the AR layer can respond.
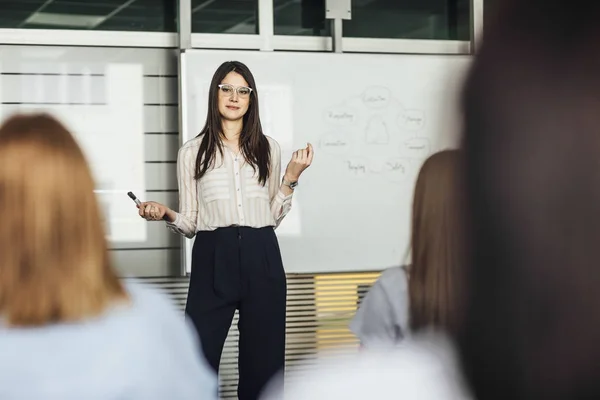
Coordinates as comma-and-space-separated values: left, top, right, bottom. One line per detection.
0, 113, 127, 326
409, 149, 466, 334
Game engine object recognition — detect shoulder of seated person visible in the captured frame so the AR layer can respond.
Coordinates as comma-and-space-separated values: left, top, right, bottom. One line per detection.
375, 266, 409, 288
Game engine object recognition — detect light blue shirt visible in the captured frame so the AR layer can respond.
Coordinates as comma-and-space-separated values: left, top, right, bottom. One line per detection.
0, 282, 217, 400
349, 266, 410, 347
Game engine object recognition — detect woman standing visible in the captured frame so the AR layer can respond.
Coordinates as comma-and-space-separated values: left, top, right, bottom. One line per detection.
139, 61, 313, 399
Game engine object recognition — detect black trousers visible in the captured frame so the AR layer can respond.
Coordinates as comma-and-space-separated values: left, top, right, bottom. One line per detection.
185, 226, 287, 400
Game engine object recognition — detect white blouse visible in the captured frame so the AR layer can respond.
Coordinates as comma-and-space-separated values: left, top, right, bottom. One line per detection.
166, 135, 293, 237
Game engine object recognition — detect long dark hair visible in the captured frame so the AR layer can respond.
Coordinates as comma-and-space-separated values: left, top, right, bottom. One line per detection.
194, 61, 270, 185
459, 0, 600, 399
409, 149, 466, 335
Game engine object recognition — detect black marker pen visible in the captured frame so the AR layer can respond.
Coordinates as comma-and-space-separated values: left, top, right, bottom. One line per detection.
127, 191, 142, 207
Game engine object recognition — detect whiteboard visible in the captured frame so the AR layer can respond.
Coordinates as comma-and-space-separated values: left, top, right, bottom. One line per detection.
0, 63, 146, 243
180, 49, 471, 274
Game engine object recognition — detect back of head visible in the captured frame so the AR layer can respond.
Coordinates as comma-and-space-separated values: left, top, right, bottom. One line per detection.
0, 113, 126, 327
410, 149, 466, 335
459, 1, 600, 399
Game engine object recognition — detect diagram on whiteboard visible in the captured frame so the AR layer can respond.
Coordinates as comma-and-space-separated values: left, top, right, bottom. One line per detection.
365, 115, 389, 145
318, 86, 432, 184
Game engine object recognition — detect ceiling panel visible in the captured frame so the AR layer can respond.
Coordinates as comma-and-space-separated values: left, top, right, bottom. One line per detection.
0, 0, 178, 31
44, 3, 118, 15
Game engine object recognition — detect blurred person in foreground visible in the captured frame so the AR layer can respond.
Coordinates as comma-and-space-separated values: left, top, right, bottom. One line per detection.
458, 0, 600, 398
350, 149, 466, 348
0, 113, 217, 399
264, 0, 600, 398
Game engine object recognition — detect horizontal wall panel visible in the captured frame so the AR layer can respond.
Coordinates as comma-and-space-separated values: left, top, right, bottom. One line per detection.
0, 30, 177, 49
0, 46, 178, 76
0, 75, 179, 105
0, 103, 177, 135
144, 76, 178, 105
0, 74, 106, 104
123, 276, 189, 304
138, 186, 178, 208
0, 45, 181, 282
113, 248, 181, 277
144, 104, 178, 133
0, 75, 177, 106
110, 221, 180, 250
145, 133, 180, 162
145, 162, 177, 191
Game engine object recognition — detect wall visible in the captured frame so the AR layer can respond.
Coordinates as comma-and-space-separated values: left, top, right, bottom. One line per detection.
0, 45, 180, 277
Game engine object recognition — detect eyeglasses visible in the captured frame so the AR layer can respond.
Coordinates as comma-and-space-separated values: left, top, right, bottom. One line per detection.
218, 84, 253, 98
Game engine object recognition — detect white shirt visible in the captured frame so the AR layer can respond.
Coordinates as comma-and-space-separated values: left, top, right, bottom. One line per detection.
261, 333, 472, 400
167, 135, 293, 237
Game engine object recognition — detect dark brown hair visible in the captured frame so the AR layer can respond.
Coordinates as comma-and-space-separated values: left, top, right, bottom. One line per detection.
0, 113, 127, 327
409, 149, 465, 334
194, 61, 271, 185
459, 0, 600, 399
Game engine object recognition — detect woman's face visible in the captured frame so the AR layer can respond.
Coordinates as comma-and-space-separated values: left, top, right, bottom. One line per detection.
218, 71, 251, 122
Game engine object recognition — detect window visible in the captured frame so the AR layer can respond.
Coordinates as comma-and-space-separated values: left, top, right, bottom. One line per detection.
192, 0, 258, 34
273, 0, 469, 40
345, 0, 470, 40
0, 0, 177, 32
274, 0, 331, 36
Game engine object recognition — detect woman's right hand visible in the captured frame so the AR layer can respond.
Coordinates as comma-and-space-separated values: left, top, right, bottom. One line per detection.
138, 201, 174, 222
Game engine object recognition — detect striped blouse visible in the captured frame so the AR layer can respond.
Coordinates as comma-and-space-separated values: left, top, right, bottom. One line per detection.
166, 135, 293, 237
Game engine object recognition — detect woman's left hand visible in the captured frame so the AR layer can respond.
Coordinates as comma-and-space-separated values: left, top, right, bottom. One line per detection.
284, 143, 314, 181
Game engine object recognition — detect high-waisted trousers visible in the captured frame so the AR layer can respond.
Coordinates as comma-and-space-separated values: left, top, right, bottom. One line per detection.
185, 226, 286, 400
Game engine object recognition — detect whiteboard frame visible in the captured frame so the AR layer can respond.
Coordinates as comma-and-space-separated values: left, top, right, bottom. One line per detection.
0, 29, 177, 48
178, 50, 190, 276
